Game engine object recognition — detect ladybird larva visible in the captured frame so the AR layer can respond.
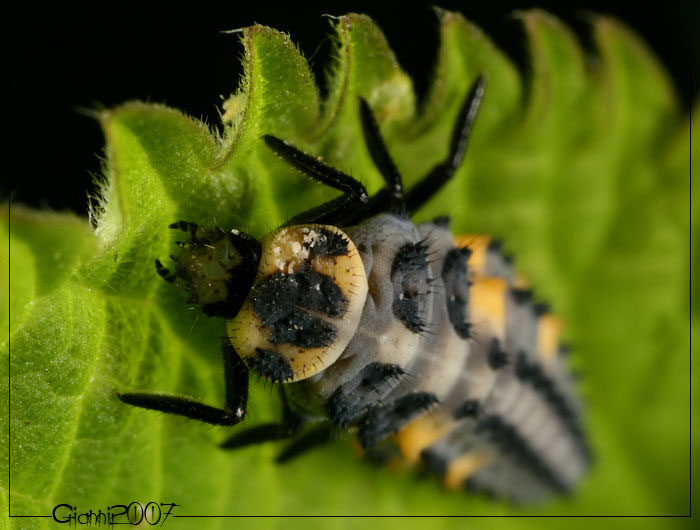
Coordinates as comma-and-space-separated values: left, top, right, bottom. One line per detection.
118, 74, 590, 502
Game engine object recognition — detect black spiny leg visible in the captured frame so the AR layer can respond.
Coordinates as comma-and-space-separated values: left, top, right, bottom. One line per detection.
219, 422, 303, 449
275, 422, 336, 463
404, 74, 485, 214
117, 340, 249, 426
220, 388, 304, 449
155, 259, 178, 284
283, 193, 363, 227
168, 220, 200, 237
358, 97, 404, 211
263, 135, 368, 200
263, 134, 369, 226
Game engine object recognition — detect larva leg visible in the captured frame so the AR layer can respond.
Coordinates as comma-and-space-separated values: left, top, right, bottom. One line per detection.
154, 259, 178, 284
275, 422, 336, 463
220, 421, 304, 449
263, 134, 368, 199
357, 97, 404, 209
330, 76, 486, 226
331, 97, 408, 223
117, 340, 249, 426
220, 388, 304, 449
262, 134, 370, 226
404, 74, 485, 214
283, 193, 363, 226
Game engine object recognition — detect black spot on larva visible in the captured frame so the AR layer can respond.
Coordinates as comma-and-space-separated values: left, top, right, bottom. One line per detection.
533, 302, 550, 316
268, 310, 337, 348
358, 392, 439, 448
514, 352, 591, 463
487, 338, 508, 369
393, 297, 425, 333
308, 228, 349, 256
487, 238, 513, 264
247, 348, 294, 383
454, 399, 482, 419
487, 239, 503, 252
463, 476, 478, 492
358, 363, 406, 388
514, 352, 532, 380
432, 215, 451, 227
326, 363, 406, 428
442, 247, 472, 339
476, 415, 568, 493
254, 265, 347, 316
516, 352, 556, 395
420, 447, 448, 477
464, 480, 496, 501
510, 288, 533, 305
392, 241, 429, 274
253, 265, 347, 348
392, 242, 430, 333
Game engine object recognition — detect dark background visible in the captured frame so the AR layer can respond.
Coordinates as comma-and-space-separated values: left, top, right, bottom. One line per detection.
5, 1, 696, 216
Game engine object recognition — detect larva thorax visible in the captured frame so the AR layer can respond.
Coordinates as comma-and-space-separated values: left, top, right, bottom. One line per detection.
229, 224, 368, 383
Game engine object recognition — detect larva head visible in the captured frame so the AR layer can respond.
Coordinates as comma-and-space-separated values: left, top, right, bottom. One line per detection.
228, 224, 368, 384
158, 221, 262, 318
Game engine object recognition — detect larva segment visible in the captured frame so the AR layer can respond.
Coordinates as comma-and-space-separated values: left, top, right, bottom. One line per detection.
470, 277, 508, 342
388, 224, 474, 458
456, 234, 518, 284
537, 314, 563, 368
228, 225, 368, 383
389, 229, 589, 500
394, 412, 455, 464
297, 214, 429, 407
455, 234, 490, 274
444, 450, 496, 490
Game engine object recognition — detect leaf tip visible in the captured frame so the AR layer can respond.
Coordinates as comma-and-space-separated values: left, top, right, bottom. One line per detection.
517, 8, 574, 35
593, 14, 676, 101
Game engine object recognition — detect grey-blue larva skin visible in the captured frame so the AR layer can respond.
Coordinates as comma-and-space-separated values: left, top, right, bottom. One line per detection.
118, 75, 589, 503
280, 214, 589, 502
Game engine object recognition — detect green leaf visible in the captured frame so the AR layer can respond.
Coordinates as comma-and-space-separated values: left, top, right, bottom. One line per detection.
4, 10, 693, 528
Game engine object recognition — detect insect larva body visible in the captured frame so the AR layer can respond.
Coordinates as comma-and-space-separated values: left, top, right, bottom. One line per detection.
118, 75, 589, 502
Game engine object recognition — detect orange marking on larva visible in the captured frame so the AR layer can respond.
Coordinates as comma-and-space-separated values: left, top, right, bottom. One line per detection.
537, 314, 563, 368
470, 277, 508, 341
395, 412, 453, 464
454, 234, 490, 275
443, 451, 494, 490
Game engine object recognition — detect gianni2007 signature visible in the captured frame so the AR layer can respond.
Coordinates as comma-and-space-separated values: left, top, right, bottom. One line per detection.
52, 502, 179, 527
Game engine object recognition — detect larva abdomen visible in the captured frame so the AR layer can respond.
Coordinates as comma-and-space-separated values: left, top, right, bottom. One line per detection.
287, 214, 589, 501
